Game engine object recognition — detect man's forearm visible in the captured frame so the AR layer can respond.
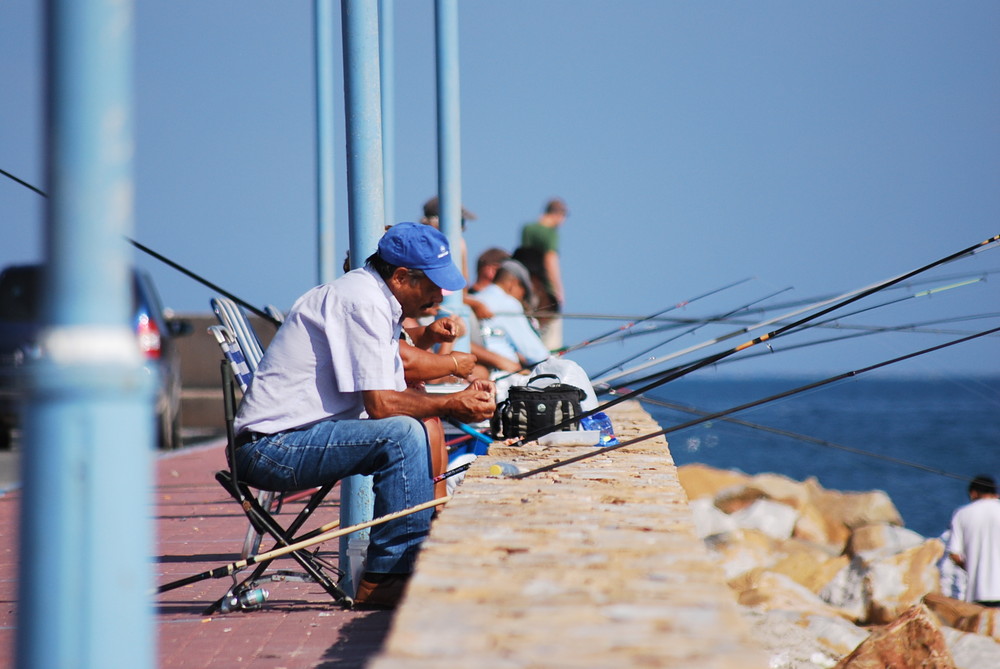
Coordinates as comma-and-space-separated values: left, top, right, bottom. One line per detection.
364, 387, 456, 420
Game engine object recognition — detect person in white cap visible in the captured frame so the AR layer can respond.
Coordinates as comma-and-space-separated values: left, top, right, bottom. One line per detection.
475, 259, 551, 368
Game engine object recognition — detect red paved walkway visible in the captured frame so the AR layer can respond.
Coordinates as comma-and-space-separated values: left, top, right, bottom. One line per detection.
0, 440, 394, 668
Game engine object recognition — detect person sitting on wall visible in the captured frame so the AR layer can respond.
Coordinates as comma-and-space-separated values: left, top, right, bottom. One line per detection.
233, 222, 496, 609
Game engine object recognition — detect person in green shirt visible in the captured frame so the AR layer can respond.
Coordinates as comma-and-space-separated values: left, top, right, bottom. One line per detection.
519, 198, 568, 349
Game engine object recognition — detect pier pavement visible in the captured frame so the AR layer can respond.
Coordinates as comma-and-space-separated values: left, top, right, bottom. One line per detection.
0, 401, 766, 668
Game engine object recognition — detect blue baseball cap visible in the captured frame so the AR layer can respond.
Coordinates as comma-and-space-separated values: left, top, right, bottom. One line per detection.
377, 222, 467, 291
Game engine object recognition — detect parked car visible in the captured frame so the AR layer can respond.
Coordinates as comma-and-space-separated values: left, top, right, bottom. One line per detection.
0, 264, 192, 450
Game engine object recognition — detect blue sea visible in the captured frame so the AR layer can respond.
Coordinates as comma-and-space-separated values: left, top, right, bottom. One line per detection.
637, 376, 1000, 539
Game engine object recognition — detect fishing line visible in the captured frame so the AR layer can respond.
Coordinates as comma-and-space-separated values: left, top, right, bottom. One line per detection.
594, 240, 999, 387
720, 268, 1000, 320
554, 276, 754, 357
596, 315, 1000, 394
601, 308, 1000, 391
546, 268, 1000, 339
510, 324, 1000, 479
636, 394, 977, 483
777, 278, 984, 339
492, 277, 757, 383
708, 312, 1000, 368
589, 285, 793, 381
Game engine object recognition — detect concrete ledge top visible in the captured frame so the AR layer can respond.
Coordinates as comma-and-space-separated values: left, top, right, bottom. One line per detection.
371, 401, 769, 668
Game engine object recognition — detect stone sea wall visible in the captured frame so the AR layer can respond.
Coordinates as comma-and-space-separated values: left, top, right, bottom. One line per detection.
369, 402, 1000, 668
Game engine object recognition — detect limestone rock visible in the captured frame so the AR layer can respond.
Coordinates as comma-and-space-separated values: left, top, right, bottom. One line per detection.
688, 496, 737, 539
820, 556, 868, 622
733, 570, 854, 620
747, 471, 812, 510
771, 551, 851, 595
742, 608, 870, 668
925, 592, 1000, 642
794, 499, 849, 549
807, 480, 904, 529
834, 603, 955, 669
729, 498, 799, 540
847, 522, 926, 559
714, 485, 767, 514
953, 605, 1000, 643
865, 539, 943, 625
923, 592, 985, 629
676, 463, 749, 501
705, 528, 780, 580
941, 626, 1000, 669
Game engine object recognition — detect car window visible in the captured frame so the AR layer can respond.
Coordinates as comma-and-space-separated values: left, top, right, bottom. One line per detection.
0, 267, 42, 323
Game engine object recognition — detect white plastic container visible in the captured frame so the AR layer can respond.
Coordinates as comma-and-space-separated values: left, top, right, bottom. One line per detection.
537, 430, 602, 446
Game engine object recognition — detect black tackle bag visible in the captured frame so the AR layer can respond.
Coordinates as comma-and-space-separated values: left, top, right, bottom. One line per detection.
491, 374, 587, 440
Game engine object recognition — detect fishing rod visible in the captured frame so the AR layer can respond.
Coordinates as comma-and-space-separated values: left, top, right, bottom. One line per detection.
635, 394, 978, 484
604, 275, 985, 347
0, 167, 46, 197
489, 277, 758, 384
510, 323, 1000, 479
504, 233, 1000, 448
593, 245, 998, 387
534, 267, 1000, 327
127, 237, 282, 327
0, 166, 283, 328
598, 282, 993, 389
589, 285, 793, 381
775, 277, 983, 339
699, 267, 1000, 322
611, 311, 1000, 385
553, 276, 754, 357
156, 495, 449, 594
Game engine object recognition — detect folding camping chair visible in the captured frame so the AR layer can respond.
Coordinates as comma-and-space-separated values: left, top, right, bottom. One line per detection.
199, 310, 352, 613
210, 297, 322, 559
211, 297, 275, 558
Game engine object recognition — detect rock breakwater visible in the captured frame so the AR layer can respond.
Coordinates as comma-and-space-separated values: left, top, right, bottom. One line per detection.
680, 463, 1000, 668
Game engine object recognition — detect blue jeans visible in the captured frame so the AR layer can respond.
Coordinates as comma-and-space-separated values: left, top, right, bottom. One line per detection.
234, 416, 434, 574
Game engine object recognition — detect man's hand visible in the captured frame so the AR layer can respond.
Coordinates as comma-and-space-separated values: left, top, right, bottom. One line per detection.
447, 378, 496, 423
450, 351, 477, 378
424, 315, 467, 345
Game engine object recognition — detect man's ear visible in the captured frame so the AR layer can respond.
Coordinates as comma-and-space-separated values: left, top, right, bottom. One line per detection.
389, 266, 410, 287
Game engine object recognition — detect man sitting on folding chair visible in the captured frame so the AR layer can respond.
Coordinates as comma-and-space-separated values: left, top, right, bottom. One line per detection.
233, 222, 496, 609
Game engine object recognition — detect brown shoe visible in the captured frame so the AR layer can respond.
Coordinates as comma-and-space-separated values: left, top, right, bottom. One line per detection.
353, 572, 411, 610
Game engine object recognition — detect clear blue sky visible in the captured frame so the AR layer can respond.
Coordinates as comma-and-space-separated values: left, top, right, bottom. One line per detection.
2, 1, 999, 378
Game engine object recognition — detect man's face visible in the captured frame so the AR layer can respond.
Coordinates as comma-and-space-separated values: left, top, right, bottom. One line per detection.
390, 268, 444, 319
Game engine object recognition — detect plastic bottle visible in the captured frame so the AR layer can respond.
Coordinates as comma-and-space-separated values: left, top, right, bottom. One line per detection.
489, 462, 521, 477
580, 412, 619, 446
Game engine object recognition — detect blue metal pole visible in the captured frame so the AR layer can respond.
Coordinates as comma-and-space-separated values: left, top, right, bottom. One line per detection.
18, 1, 154, 668
340, 0, 384, 596
434, 0, 470, 348
379, 0, 395, 227
315, 0, 337, 284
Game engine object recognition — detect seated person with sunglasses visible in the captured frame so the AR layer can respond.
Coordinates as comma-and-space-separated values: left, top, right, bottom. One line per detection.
233, 222, 496, 609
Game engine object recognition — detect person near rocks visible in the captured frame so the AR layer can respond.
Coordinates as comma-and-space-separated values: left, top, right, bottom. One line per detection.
519, 198, 568, 350
947, 475, 1000, 607
233, 222, 496, 609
